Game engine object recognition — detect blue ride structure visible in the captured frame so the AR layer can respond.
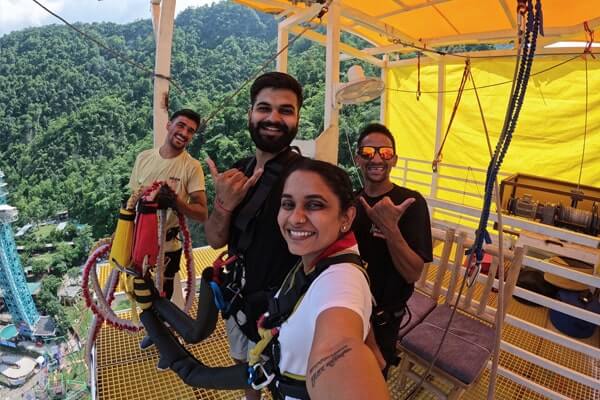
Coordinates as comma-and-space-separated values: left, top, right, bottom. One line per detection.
0, 170, 40, 332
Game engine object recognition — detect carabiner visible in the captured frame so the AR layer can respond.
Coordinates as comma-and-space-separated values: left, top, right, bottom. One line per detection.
248, 363, 276, 390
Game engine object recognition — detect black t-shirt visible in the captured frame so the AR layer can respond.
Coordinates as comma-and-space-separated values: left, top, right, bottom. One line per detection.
352, 184, 433, 309
227, 149, 302, 295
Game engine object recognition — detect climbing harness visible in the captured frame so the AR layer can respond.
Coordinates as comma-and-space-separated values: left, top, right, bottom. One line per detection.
246, 251, 367, 398
208, 148, 304, 341
82, 181, 196, 363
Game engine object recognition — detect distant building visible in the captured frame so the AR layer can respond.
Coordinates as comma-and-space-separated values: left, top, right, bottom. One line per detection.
55, 211, 68, 222
0, 354, 38, 387
0, 171, 54, 339
15, 224, 33, 238
58, 285, 81, 306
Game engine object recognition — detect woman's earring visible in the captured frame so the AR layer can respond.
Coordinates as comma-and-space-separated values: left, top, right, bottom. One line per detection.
341, 225, 348, 232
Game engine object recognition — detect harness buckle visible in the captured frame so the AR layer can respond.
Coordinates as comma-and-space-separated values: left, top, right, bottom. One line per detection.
248, 362, 276, 390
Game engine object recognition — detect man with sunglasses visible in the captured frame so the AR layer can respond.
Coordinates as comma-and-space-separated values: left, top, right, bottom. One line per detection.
352, 123, 433, 377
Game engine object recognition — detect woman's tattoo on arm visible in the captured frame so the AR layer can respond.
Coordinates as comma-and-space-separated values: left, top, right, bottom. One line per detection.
308, 344, 352, 387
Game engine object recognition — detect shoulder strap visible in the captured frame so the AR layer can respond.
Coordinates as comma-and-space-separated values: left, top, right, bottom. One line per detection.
233, 149, 302, 254
263, 252, 365, 329
260, 252, 367, 398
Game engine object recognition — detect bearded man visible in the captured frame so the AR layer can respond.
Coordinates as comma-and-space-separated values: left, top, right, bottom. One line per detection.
204, 72, 305, 400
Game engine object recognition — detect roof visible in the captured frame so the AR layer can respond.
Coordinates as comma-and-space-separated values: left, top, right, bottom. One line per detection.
32, 316, 56, 337
0, 282, 41, 297
15, 224, 33, 237
235, 1, 600, 51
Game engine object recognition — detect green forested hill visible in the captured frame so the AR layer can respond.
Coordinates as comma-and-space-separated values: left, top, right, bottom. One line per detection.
0, 2, 378, 240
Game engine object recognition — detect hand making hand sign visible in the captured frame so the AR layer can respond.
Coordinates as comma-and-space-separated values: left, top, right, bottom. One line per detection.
359, 196, 415, 239
206, 157, 263, 213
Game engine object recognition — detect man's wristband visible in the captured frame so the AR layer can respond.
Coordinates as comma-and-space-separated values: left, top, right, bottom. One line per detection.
215, 198, 232, 214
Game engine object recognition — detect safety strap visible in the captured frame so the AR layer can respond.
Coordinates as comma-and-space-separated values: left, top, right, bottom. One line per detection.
247, 253, 367, 396
232, 148, 302, 254
264, 253, 365, 329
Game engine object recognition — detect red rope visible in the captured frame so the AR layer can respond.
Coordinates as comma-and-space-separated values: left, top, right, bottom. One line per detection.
82, 181, 197, 334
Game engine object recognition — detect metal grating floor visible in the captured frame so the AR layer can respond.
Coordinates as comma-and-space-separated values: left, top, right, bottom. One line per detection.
93, 248, 599, 400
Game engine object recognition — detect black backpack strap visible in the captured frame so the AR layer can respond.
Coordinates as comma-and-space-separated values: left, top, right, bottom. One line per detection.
313, 253, 364, 274
263, 252, 366, 399
233, 149, 302, 254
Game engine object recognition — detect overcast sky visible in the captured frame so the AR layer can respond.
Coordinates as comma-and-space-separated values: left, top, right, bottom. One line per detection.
0, 0, 220, 37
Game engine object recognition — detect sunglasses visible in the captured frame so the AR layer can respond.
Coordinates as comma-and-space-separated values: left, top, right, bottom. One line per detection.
357, 146, 395, 161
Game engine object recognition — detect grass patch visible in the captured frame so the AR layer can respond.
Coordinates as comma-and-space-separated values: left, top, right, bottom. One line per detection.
34, 224, 57, 240
64, 301, 93, 340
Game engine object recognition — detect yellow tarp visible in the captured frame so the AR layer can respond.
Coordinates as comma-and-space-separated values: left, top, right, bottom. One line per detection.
235, 1, 600, 45
386, 55, 600, 193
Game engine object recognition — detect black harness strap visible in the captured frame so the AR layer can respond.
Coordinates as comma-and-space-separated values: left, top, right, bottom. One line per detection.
263, 253, 364, 329
260, 253, 366, 400
233, 148, 302, 254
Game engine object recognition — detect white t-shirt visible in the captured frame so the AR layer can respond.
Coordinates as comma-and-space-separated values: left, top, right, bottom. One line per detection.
129, 148, 205, 251
276, 260, 372, 396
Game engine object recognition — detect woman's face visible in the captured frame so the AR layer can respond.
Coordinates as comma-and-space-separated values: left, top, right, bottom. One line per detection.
278, 170, 355, 266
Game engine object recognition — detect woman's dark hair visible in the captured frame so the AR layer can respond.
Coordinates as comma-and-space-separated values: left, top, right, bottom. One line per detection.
282, 159, 354, 212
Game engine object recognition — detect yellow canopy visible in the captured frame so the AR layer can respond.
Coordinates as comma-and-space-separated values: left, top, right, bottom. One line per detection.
235, 0, 600, 47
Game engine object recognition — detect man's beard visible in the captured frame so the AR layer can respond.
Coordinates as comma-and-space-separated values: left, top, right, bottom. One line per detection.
249, 120, 297, 153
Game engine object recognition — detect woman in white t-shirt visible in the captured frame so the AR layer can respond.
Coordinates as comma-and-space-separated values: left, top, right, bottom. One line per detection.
273, 158, 388, 399
135, 159, 389, 400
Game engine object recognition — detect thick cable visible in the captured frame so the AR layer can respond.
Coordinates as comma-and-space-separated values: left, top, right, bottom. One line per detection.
473, 0, 541, 267
404, 2, 542, 398
472, 59, 507, 400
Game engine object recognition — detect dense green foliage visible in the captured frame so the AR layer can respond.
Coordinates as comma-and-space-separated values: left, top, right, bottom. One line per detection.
0, 2, 379, 242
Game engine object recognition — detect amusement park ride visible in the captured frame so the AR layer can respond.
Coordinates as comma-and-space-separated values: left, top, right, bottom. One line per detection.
0, 171, 55, 340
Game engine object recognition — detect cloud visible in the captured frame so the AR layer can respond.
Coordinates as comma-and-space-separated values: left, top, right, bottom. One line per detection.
176, 0, 217, 14
0, 0, 66, 35
1, 0, 220, 37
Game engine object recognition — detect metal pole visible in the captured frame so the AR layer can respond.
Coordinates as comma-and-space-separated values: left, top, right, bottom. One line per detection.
318, 0, 341, 164
152, 0, 177, 148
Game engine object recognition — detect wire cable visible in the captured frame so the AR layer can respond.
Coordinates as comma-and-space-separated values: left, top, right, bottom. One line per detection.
387, 53, 579, 95
31, 0, 187, 94
198, 0, 333, 132
432, 59, 471, 171
403, 2, 543, 398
